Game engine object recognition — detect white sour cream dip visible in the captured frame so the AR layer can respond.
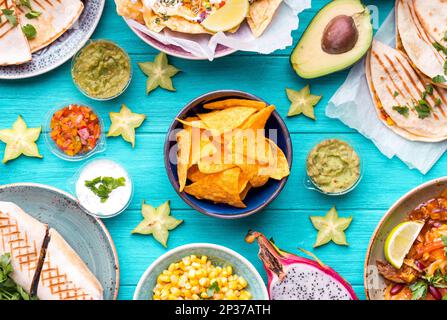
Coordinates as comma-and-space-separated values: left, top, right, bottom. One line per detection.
76, 159, 132, 218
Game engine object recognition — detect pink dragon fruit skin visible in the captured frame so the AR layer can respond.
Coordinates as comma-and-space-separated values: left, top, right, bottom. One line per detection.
246, 230, 358, 300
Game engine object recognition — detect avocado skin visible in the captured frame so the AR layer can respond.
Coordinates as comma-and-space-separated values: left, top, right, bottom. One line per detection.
290, 0, 373, 79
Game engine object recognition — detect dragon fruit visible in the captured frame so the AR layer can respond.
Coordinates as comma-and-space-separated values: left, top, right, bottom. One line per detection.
246, 230, 358, 300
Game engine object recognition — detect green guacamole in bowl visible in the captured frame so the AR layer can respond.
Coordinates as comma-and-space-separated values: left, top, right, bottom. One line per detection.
72, 40, 132, 100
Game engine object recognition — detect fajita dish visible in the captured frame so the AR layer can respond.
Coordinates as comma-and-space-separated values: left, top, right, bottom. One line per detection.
115, 0, 283, 37
0, 0, 84, 66
376, 190, 447, 300
0, 201, 103, 300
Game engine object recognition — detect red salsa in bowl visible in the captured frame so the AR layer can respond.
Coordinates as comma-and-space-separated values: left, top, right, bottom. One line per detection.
48, 105, 105, 160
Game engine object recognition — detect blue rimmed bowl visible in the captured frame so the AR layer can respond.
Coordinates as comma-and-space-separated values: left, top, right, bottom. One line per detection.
133, 243, 268, 300
164, 90, 293, 219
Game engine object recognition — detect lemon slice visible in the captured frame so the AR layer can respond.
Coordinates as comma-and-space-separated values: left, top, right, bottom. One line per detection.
384, 221, 424, 269
201, 0, 250, 33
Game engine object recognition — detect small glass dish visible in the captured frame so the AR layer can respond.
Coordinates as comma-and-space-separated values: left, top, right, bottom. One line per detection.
44, 104, 106, 162
71, 39, 133, 101
303, 138, 364, 196
69, 158, 134, 219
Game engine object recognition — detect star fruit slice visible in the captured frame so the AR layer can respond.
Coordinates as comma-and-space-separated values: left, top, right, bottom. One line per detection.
108, 104, 146, 148
0, 116, 42, 163
310, 207, 352, 248
131, 200, 183, 248
286, 85, 322, 119
201, 0, 250, 33
138, 52, 180, 95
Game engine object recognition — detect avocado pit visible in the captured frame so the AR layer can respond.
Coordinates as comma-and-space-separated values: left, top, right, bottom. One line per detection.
322, 15, 359, 55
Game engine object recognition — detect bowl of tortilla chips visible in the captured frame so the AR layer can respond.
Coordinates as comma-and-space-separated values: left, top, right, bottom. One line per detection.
115, 0, 284, 59
164, 90, 292, 219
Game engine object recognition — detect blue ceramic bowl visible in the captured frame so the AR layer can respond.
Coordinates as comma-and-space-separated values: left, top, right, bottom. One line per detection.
133, 243, 268, 300
164, 90, 293, 219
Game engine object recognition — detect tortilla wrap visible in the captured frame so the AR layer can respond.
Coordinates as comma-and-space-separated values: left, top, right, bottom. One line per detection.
396, 0, 447, 88
247, 0, 282, 37
0, 201, 48, 294
366, 40, 447, 142
413, 0, 447, 44
19, 0, 84, 53
0, 0, 32, 66
37, 228, 103, 300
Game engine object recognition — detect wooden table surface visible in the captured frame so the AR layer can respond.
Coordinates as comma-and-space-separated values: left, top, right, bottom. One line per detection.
1, 0, 436, 300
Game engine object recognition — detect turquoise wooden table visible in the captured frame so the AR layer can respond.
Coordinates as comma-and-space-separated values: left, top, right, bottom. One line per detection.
0, 0, 432, 300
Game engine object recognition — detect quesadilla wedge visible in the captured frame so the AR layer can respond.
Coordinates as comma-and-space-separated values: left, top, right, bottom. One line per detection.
37, 228, 103, 300
0, 201, 47, 295
396, 0, 447, 88
18, 0, 84, 53
413, 0, 447, 45
247, 0, 282, 38
366, 40, 447, 142
0, 0, 32, 66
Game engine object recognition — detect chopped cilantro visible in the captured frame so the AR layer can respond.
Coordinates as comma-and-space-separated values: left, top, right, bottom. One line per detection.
433, 75, 447, 84
21, 24, 36, 39
392, 105, 409, 117
1, 9, 17, 27
414, 100, 431, 119
410, 281, 428, 300
85, 176, 126, 203
25, 10, 41, 19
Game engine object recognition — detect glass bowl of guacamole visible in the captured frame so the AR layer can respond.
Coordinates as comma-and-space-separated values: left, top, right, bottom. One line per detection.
71, 40, 132, 101
305, 139, 362, 196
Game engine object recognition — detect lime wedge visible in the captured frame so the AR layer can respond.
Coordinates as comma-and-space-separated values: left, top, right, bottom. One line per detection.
384, 221, 424, 269
201, 0, 249, 33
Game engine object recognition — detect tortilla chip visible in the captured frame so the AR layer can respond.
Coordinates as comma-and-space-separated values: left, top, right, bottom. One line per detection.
187, 165, 209, 182
258, 138, 290, 180
249, 174, 270, 188
203, 99, 267, 110
176, 129, 192, 192
197, 107, 258, 133
241, 105, 275, 130
198, 157, 236, 174
247, 0, 283, 37
240, 184, 252, 201
116, 0, 144, 24
184, 168, 246, 208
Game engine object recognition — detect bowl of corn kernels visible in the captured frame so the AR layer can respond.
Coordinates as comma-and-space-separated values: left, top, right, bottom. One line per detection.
133, 243, 268, 300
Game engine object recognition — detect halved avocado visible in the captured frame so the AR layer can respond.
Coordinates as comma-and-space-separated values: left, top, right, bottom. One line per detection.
291, 0, 373, 79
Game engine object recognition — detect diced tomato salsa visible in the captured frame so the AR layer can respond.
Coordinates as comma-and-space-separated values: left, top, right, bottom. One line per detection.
50, 105, 101, 157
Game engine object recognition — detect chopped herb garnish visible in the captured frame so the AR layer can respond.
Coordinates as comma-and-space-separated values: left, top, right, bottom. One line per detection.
424, 270, 447, 289
414, 100, 431, 119
410, 281, 428, 300
206, 281, 220, 298
21, 24, 36, 39
433, 75, 447, 83
436, 98, 442, 107
425, 84, 434, 95
392, 105, 409, 117
1, 9, 17, 27
444, 30, 447, 42
25, 10, 41, 19
85, 176, 126, 203
433, 41, 447, 55
393, 91, 399, 97
17, 0, 32, 10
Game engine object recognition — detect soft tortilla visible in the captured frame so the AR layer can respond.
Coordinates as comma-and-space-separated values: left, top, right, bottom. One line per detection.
366, 40, 447, 142
37, 228, 103, 300
19, 0, 84, 53
413, 0, 447, 44
0, 0, 32, 66
396, 0, 447, 88
247, 0, 282, 38
0, 201, 47, 294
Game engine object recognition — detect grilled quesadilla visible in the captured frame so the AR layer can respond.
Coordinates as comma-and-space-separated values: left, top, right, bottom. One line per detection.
0, 201, 47, 294
366, 40, 447, 142
0, 0, 32, 66
18, 0, 84, 53
396, 0, 447, 88
413, 0, 447, 45
37, 228, 103, 300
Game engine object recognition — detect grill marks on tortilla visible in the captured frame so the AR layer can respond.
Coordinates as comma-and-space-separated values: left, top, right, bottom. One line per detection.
0, 0, 16, 40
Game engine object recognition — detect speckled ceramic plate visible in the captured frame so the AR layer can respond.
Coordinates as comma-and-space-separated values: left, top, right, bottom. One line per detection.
0, 0, 105, 80
0, 183, 119, 300
364, 177, 447, 300
134, 243, 268, 300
